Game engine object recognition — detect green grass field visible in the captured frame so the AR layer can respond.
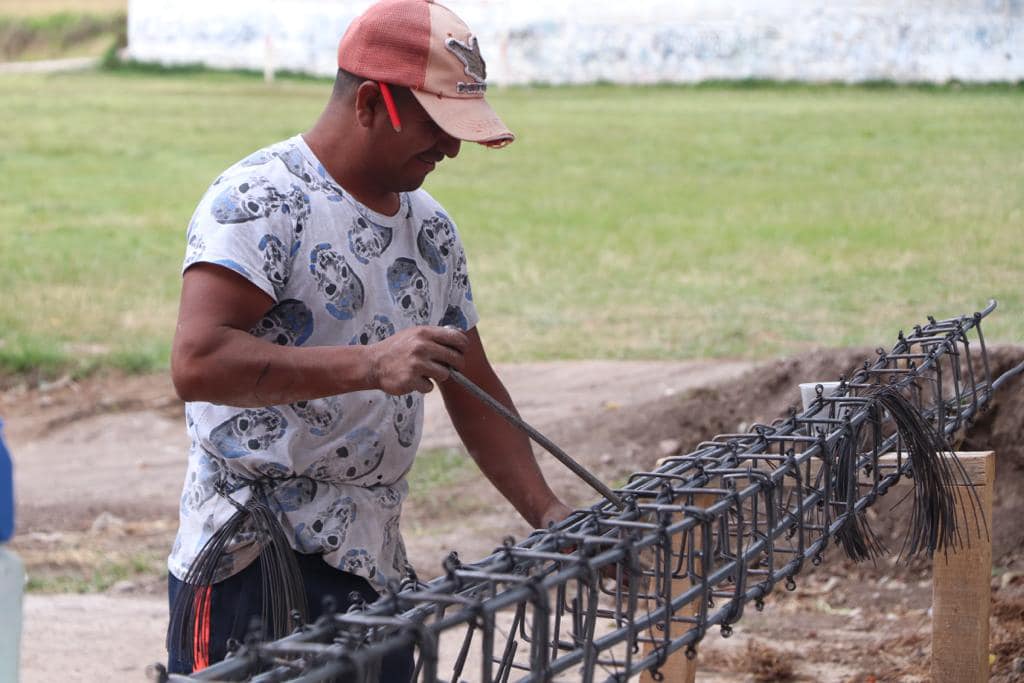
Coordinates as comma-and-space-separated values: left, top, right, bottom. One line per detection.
0, 68, 1021, 378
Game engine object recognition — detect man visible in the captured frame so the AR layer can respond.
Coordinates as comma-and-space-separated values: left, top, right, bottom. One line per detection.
166, 0, 571, 675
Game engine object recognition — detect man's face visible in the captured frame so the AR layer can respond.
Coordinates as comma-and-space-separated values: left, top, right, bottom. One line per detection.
370, 86, 461, 193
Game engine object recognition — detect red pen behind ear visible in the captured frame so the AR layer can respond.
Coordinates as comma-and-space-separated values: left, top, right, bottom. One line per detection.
377, 82, 402, 133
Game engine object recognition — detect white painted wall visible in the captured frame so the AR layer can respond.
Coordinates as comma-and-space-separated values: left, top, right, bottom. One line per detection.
126, 0, 1024, 83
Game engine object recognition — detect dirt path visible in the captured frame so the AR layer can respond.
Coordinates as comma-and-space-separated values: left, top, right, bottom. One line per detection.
4, 360, 754, 534
5, 351, 1024, 682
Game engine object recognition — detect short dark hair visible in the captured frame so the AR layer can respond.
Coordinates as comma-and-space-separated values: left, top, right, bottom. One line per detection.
331, 68, 412, 107
332, 68, 364, 101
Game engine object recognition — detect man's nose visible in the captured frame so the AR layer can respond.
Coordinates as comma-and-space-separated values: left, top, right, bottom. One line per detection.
437, 130, 461, 159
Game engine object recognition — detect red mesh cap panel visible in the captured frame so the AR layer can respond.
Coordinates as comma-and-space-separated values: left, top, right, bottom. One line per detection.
337, 0, 432, 90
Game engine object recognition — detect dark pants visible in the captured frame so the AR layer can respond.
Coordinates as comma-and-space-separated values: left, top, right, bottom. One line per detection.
167, 552, 414, 681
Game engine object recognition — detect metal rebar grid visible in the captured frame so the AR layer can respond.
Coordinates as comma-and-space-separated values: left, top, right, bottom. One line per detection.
165, 301, 1006, 683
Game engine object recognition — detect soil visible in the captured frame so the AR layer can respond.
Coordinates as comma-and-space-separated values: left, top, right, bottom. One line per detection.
3, 347, 1023, 682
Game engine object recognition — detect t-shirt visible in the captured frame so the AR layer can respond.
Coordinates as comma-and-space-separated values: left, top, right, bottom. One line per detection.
168, 135, 478, 590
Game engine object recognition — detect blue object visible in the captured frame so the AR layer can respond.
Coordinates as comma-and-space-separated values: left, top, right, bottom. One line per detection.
0, 418, 13, 543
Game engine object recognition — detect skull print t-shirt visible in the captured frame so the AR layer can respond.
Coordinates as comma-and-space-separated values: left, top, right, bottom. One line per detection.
168, 135, 478, 590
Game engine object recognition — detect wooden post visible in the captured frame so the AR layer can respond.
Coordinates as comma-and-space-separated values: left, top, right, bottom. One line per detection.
929, 451, 994, 683
875, 451, 993, 681
640, 458, 710, 683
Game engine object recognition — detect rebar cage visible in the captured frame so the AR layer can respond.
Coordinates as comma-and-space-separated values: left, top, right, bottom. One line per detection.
165, 302, 1006, 683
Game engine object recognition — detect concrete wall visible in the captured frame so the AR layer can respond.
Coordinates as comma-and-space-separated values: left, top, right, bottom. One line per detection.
126, 0, 1024, 84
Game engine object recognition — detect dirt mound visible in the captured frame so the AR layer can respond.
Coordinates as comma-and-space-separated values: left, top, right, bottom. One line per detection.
548, 346, 1024, 564
624, 347, 875, 457
961, 346, 1024, 563
567, 345, 1024, 680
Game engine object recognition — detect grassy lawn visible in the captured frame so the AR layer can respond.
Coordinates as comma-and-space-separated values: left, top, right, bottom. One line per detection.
0, 69, 1021, 378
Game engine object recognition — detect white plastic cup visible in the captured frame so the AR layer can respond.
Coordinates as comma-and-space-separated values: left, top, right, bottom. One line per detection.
799, 382, 842, 435
799, 381, 842, 414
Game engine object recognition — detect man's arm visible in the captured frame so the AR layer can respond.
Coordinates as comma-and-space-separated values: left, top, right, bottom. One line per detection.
438, 328, 572, 529
171, 263, 469, 406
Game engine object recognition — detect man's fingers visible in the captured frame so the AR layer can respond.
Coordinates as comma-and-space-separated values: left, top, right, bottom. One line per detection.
421, 358, 458, 383
414, 336, 465, 373
437, 344, 466, 373
368, 325, 469, 394
435, 325, 469, 352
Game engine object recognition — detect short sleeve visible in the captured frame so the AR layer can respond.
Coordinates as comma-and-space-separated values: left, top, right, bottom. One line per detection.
182, 165, 310, 302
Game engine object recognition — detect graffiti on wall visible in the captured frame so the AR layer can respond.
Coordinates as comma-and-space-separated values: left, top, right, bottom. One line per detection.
126, 0, 1024, 83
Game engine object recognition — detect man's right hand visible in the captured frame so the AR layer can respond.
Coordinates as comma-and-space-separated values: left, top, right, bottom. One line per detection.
366, 326, 468, 395
172, 264, 468, 407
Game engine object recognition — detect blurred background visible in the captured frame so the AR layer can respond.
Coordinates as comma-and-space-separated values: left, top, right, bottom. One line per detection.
0, 1, 1022, 681
125, 0, 1024, 84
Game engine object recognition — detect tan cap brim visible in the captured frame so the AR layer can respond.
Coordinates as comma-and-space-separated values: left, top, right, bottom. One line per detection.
411, 89, 515, 148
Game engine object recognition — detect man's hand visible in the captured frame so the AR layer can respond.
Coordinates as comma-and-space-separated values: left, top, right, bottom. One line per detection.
367, 326, 468, 395
172, 265, 467, 407
539, 499, 573, 530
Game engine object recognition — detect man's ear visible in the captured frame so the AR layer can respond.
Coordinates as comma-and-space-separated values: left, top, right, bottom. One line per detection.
354, 80, 383, 129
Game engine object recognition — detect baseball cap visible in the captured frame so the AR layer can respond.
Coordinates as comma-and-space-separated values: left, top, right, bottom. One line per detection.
337, 0, 514, 148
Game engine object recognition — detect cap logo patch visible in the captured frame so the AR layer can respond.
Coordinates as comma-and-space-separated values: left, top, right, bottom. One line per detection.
456, 82, 486, 94
445, 35, 487, 84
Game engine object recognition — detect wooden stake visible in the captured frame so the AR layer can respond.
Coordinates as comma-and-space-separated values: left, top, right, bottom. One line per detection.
640, 458, 710, 683
928, 451, 994, 683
